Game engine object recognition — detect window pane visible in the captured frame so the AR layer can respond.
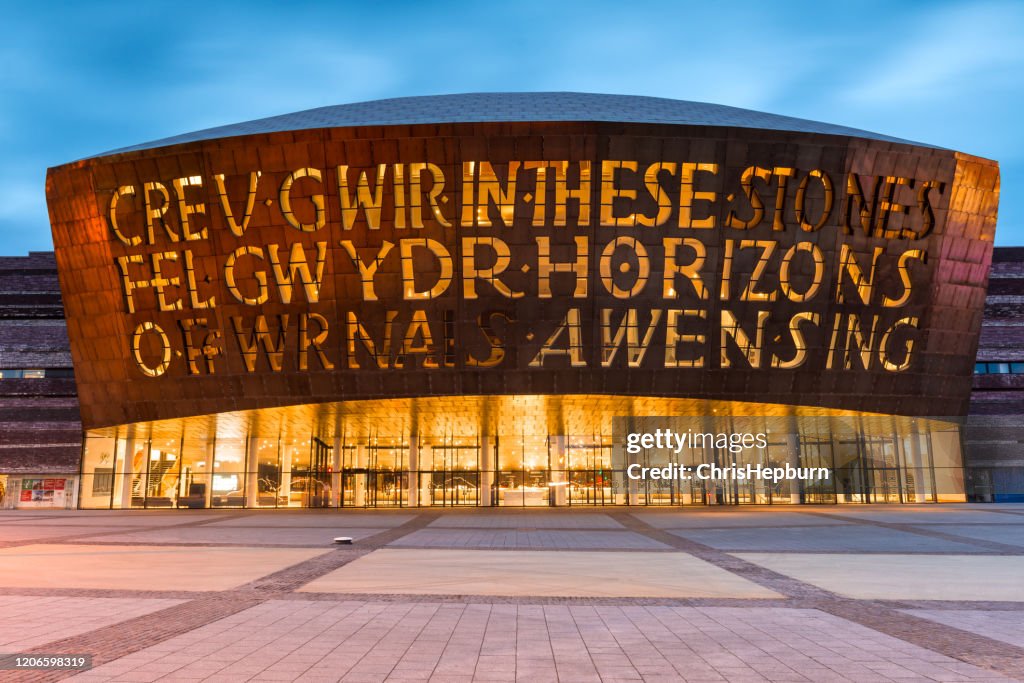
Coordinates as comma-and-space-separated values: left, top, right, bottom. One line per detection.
178, 435, 211, 509
81, 435, 117, 509
212, 438, 246, 507
974, 363, 987, 374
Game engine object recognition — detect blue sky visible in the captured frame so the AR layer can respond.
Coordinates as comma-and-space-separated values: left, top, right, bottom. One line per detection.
2, 0, 1021, 252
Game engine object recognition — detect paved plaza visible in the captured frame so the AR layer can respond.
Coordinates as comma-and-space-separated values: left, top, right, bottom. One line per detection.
1, 506, 1023, 681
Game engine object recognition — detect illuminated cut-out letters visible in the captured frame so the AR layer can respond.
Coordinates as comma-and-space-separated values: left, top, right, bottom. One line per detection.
101, 158, 948, 379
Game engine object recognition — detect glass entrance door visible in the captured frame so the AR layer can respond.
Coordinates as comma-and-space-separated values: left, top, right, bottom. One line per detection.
566, 438, 612, 505
427, 439, 480, 506
365, 441, 406, 507
864, 436, 903, 503
303, 438, 332, 508
497, 435, 550, 506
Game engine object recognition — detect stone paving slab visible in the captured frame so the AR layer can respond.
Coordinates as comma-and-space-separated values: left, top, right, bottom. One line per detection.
820, 508, 1024, 525
66, 602, 1013, 683
0, 596, 184, 652
735, 553, 1024, 601
0, 508, 1023, 681
389, 528, 670, 550
206, 513, 416, 528
0, 513, 227, 526
298, 549, 781, 598
0, 544, 330, 591
74, 526, 388, 547
0, 525, 139, 542
910, 524, 1024, 547
903, 609, 1024, 648
674, 525, 987, 553
633, 510, 851, 529
426, 512, 624, 529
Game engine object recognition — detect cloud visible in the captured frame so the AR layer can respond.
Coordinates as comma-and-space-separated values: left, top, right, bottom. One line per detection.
145, 35, 400, 136
1, 0, 1023, 250
839, 1, 1024, 106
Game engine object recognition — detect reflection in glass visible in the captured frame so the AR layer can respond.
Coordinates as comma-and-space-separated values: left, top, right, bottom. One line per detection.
77, 404, 967, 508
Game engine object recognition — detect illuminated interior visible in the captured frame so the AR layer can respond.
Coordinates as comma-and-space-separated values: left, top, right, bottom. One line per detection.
77, 395, 966, 508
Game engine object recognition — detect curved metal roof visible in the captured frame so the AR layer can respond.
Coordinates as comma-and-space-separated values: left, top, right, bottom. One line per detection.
96, 92, 927, 157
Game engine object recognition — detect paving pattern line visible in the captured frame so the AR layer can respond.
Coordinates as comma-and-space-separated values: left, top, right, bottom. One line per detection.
3, 509, 1024, 682
612, 511, 839, 600
794, 509, 1024, 554
51, 540, 340, 549
277, 591, 797, 607
819, 598, 1024, 679
617, 511, 1024, 681
7, 584, 1024, 611
0, 510, 256, 550
4, 512, 440, 682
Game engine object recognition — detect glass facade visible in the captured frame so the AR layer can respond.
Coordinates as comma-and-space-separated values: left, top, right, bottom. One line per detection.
77, 396, 967, 509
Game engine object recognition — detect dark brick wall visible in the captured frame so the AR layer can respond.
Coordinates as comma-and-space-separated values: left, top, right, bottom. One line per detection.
970, 247, 1024, 413
0, 252, 81, 474
965, 247, 1024, 501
